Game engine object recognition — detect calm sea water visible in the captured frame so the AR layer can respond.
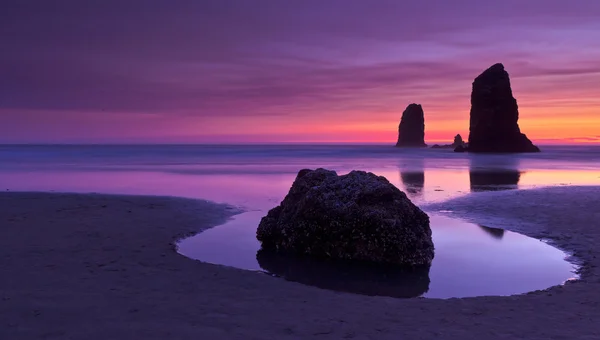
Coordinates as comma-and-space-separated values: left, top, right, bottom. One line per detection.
1, 144, 599, 208
1, 144, 597, 298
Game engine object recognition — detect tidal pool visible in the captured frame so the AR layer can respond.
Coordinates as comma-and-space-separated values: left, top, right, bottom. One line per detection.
178, 211, 578, 299
0, 145, 589, 297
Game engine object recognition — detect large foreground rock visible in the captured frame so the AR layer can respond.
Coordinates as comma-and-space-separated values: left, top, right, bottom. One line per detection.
464, 63, 539, 153
396, 104, 427, 147
256, 168, 434, 266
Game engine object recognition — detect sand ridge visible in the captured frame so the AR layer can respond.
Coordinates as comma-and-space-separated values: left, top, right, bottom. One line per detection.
1, 188, 600, 339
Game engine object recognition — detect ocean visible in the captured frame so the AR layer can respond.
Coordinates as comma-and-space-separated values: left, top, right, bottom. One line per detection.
1, 144, 599, 209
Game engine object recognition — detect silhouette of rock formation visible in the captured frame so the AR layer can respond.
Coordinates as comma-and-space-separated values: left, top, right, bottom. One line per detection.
431, 134, 466, 149
459, 63, 540, 153
396, 104, 427, 147
256, 249, 431, 298
454, 145, 467, 152
257, 168, 434, 266
453, 134, 465, 147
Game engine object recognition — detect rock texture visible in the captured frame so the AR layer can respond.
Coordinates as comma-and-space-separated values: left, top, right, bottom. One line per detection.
256, 168, 434, 266
396, 104, 427, 147
464, 63, 539, 153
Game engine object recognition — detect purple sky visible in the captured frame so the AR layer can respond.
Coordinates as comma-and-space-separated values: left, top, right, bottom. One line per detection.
1, 0, 600, 143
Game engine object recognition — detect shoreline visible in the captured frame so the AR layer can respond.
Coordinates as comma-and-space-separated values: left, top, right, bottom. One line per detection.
423, 188, 597, 281
2, 187, 600, 339
422, 202, 585, 281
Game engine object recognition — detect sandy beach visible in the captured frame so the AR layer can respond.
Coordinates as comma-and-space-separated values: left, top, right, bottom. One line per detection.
2, 188, 600, 339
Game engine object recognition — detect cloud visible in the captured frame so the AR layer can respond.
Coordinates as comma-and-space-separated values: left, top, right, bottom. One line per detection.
1, 0, 600, 142
3, 47, 600, 118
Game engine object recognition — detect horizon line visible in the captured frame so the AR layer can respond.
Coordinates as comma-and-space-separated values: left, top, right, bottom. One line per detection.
0, 141, 598, 146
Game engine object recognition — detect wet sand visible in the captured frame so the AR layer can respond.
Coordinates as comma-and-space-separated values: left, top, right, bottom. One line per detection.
1, 188, 600, 339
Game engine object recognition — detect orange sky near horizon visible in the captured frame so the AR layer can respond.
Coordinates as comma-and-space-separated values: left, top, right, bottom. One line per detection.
1, 101, 598, 145
137, 71, 600, 145
176, 99, 599, 145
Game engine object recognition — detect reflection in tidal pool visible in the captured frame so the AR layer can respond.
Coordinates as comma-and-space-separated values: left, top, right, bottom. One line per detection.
256, 249, 432, 298
178, 211, 578, 299
469, 170, 522, 192
400, 171, 425, 197
478, 225, 505, 239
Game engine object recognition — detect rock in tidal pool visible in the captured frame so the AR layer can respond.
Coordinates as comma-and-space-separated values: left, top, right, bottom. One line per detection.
256, 168, 434, 266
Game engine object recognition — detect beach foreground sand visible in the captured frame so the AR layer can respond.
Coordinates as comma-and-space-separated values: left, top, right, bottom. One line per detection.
1, 188, 600, 339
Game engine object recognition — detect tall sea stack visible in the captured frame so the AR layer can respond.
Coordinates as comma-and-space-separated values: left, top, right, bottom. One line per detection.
464, 63, 540, 153
396, 103, 427, 147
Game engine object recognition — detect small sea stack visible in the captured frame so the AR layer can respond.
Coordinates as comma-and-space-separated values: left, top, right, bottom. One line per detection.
257, 168, 434, 266
431, 134, 466, 149
396, 104, 427, 147
453, 134, 465, 148
459, 63, 540, 153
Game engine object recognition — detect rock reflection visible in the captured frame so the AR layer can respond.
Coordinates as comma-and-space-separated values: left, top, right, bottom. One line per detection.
399, 159, 425, 197
479, 225, 505, 240
469, 170, 521, 192
256, 249, 431, 298
469, 156, 522, 192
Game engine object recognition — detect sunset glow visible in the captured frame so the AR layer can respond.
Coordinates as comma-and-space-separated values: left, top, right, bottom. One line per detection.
1, 1, 599, 144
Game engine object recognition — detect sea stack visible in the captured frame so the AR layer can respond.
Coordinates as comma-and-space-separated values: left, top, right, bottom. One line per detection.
453, 134, 465, 148
430, 134, 465, 149
462, 63, 540, 153
396, 104, 427, 147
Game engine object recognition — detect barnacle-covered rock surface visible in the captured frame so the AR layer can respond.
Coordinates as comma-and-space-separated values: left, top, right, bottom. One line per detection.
256, 168, 434, 266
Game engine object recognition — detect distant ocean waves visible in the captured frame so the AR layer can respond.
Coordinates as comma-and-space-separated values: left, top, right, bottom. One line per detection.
0, 144, 599, 172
